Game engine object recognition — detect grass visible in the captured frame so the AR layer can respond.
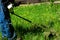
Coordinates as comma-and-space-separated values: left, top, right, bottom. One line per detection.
10, 3, 60, 40
11, 3, 56, 28
0, 3, 60, 40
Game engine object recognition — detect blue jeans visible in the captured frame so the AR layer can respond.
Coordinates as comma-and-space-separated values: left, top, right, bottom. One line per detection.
0, 1, 16, 38
1, 20, 11, 38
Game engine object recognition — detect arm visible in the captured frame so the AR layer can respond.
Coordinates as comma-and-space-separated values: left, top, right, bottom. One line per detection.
7, 0, 15, 9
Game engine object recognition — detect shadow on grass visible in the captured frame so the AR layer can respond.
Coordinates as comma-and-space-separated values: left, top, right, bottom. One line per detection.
14, 21, 55, 40
15, 24, 46, 40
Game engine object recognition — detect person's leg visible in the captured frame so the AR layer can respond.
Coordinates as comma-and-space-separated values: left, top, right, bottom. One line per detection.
1, 20, 10, 40
2, 4, 17, 40
0, 3, 8, 38
7, 19, 17, 40
0, 2, 16, 40
1, 19, 17, 40
0, 7, 17, 40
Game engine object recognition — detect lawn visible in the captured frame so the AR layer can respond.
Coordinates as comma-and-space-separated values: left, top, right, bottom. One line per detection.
10, 3, 60, 40
0, 3, 60, 40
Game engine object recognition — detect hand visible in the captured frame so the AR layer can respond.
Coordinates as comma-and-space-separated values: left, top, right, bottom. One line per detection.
7, 4, 13, 9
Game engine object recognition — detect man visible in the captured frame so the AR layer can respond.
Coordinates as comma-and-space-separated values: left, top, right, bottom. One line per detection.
0, 0, 17, 40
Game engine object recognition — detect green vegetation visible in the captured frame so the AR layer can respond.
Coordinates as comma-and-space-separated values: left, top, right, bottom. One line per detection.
0, 2, 60, 40
10, 3, 60, 40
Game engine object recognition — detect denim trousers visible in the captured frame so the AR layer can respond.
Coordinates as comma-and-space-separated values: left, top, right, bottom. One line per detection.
0, 1, 15, 38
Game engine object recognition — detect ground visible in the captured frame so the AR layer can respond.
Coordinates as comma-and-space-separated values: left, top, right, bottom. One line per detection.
0, 2, 60, 40
11, 2, 60, 40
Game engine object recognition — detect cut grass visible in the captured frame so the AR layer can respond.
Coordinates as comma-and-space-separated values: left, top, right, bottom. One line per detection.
11, 3, 59, 29
1, 3, 59, 40
10, 3, 60, 40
